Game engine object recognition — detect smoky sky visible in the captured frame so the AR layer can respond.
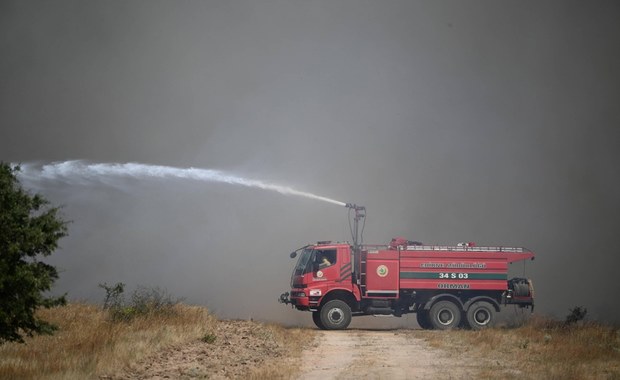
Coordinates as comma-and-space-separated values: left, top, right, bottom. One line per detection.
1, 0, 619, 324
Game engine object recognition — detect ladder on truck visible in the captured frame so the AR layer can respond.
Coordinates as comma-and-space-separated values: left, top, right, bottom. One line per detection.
359, 250, 367, 296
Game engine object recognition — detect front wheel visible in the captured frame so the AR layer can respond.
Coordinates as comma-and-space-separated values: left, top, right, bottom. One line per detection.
320, 300, 352, 330
312, 311, 326, 330
429, 300, 461, 330
466, 301, 495, 330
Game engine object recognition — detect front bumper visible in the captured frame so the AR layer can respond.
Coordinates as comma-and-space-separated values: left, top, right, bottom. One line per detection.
279, 289, 319, 310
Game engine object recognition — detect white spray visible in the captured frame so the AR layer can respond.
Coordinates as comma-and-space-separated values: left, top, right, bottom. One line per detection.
16, 160, 347, 207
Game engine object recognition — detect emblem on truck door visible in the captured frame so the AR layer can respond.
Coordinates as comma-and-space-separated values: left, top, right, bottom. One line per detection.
377, 265, 389, 277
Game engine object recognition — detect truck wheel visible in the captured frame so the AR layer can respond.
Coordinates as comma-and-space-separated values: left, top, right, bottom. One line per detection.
320, 300, 352, 330
312, 311, 326, 330
429, 300, 461, 330
416, 310, 433, 330
466, 301, 495, 330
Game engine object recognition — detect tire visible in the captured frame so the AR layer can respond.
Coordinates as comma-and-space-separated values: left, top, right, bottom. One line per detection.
312, 311, 326, 330
466, 301, 495, 330
320, 300, 352, 330
429, 300, 461, 330
416, 310, 433, 330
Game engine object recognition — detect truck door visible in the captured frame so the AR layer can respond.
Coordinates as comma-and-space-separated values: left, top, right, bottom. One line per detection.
312, 249, 338, 282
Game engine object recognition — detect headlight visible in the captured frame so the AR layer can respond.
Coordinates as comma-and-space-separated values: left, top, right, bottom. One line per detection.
292, 292, 306, 297
309, 289, 322, 297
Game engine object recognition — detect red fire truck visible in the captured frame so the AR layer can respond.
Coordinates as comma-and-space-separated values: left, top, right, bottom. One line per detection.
279, 204, 535, 330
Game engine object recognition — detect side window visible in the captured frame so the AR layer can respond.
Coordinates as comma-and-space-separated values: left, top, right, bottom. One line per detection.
316, 249, 337, 269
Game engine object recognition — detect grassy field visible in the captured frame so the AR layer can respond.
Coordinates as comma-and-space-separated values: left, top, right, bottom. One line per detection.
3, 303, 618, 379
0, 303, 311, 379
418, 315, 620, 379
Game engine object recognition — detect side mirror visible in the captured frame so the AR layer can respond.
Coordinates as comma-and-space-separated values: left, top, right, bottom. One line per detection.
290, 252, 297, 258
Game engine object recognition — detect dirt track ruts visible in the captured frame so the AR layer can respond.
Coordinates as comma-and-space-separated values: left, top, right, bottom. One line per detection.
297, 329, 483, 380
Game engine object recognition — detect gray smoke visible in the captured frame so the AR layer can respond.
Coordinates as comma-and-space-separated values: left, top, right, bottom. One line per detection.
1, 0, 619, 324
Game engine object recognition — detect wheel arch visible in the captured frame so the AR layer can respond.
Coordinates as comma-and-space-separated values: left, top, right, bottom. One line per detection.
422, 293, 464, 311
463, 296, 501, 312
320, 289, 358, 311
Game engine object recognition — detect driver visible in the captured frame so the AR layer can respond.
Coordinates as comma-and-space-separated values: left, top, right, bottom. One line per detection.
319, 254, 331, 269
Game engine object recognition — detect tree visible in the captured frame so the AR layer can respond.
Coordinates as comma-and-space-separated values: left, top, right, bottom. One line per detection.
0, 162, 68, 343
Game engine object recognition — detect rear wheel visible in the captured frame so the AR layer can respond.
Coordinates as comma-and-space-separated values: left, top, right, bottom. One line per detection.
320, 300, 352, 330
466, 301, 495, 330
312, 311, 326, 329
429, 300, 461, 330
416, 310, 433, 330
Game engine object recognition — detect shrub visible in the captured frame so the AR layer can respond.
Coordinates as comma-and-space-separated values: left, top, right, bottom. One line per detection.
200, 332, 217, 344
564, 306, 587, 327
99, 282, 125, 311
99, 282, 180, 322
131, 285, 179, 316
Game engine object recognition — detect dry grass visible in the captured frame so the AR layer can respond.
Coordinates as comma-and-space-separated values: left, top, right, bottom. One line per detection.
0, 303, 217, 379
418, 315, 620, 379
0, 303, 314, 380
248, 323, 311, 379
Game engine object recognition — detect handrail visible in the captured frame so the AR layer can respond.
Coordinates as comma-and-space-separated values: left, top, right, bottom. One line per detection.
403, 245, 529, 253
313, 242, 531, 254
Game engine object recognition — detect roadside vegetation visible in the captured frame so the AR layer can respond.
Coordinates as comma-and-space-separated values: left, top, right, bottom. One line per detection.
418, 308, 620, 379
0, 302, 213, 379
0, 285, 313, 379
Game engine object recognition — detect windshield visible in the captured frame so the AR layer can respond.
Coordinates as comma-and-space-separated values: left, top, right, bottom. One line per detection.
293, 248, 314, 276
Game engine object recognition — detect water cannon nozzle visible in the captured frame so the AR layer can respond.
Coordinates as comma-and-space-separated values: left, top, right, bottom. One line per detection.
345, 203, 365, 211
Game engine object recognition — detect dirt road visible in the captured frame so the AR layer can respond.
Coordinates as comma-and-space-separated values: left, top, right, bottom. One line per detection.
109, 321, 505, 379
297, 329, 484, 380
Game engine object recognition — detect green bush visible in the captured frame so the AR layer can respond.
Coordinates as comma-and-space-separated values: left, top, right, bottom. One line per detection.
0, 163, 68, 343
99, 282, 180, 322
201, 332, 217, 344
